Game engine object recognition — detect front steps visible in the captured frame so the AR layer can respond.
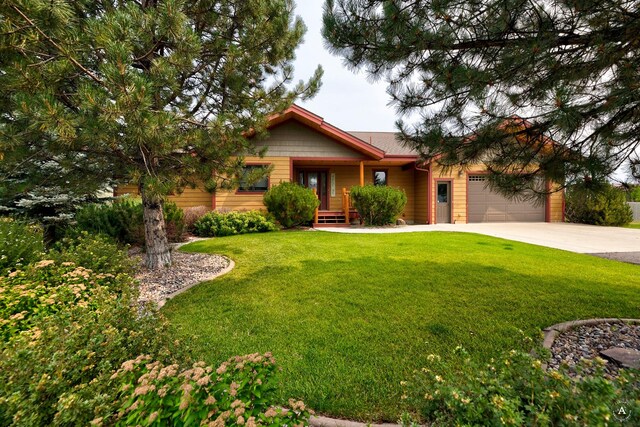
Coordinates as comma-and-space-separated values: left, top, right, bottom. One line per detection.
314, 210, 351, 228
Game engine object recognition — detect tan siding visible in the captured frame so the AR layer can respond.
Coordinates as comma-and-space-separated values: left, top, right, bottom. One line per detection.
255, 121, 364, 158
414, 170, 429, 224
113, 184, 213, 210
549, 185, 564, 222
215, 156, 290, 211
114, 185, 138, 197
169, 187, 212, 209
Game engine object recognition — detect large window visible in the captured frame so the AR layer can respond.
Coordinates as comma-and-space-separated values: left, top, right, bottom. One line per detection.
373, 169, 387, 186
238, 165, 269, 193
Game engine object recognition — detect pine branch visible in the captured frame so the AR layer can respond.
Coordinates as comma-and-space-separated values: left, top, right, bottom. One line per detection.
11, 5, 105, 87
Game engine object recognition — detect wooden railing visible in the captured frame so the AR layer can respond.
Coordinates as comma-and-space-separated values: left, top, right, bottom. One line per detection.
342, 188, 350, 224
313, 188, 319, 223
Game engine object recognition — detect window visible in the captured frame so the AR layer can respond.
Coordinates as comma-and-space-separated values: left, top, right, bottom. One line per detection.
373, 170, 387, 186
238, 165, 269, 192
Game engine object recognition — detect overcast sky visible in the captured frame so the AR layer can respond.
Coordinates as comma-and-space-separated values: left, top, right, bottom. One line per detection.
291, 3, 400, 132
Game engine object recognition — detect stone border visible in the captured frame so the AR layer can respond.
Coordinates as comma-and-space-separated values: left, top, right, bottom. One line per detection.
542, 318, 640, 350
155, 257, 235, 308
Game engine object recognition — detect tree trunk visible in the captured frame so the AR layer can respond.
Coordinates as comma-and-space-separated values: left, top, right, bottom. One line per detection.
140, 190, 172, 270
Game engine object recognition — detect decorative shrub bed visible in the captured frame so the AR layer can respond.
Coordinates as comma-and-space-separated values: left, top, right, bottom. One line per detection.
193, 210, 277, 237
263, 182, 319, 228
74, 197, 186, 244
0, 227, 308, 426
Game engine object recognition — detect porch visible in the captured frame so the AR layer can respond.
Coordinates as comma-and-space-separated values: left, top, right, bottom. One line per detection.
291, 158, 420, 227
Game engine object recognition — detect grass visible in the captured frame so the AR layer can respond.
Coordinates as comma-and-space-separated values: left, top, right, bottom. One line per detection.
625, 223, 640, 229
163, 231, 640, 422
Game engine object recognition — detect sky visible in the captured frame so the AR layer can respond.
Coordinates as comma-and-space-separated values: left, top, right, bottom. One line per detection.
291, 3, 400, 132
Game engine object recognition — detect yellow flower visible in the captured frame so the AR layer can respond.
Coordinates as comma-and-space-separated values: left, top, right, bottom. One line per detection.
549, 391, 560, 399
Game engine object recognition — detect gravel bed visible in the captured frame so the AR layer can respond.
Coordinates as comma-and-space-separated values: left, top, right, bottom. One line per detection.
548, 321, 640, 378
133, 247, 229, 306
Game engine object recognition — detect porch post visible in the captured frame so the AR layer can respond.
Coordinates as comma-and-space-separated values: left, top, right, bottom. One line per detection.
359, 161, 364, 186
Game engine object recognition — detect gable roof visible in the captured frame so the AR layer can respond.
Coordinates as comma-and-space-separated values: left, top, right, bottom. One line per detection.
267, 105, 386, 160
347, 131, 418, 156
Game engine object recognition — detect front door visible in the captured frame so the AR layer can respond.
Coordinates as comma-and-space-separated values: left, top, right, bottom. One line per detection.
436, 182, 451, 223
298, 170, 328, 210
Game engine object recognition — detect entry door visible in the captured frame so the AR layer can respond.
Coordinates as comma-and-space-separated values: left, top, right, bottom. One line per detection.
436, 182, 451, 223
298, 170, 328, 210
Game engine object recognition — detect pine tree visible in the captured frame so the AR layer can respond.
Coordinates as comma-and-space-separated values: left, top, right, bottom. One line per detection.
1, 0, 322, 268
323, 0, 640, 194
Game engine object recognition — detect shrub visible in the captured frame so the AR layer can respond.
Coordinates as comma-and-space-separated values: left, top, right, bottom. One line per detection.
0, 218, 44, 273
263, 182, 320, 228
629, 186, 640, 202
50, 231, 135, 276
75, 198, 185, 245
0, 262, 184, 426
193, 210, 277, 237
0, 260, 133, 342
183, 205, 210, 232
350, 185, 407, 226
400, 346, 639, 426
162, 200, 186, 242
112, 353, 311, 427
566, 183, 633, 226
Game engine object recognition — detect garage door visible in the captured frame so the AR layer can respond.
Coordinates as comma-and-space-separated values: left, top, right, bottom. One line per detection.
468, 175, 545, 222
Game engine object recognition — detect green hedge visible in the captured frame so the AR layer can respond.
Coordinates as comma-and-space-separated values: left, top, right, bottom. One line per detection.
263, 182, 319, 228
350, 185, 407, 226
74, 198, 185, 245
193, 210, 277, 237
566, 183, 633, 226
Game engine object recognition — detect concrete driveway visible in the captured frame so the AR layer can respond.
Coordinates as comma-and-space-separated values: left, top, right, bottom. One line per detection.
319, 222, 640, 254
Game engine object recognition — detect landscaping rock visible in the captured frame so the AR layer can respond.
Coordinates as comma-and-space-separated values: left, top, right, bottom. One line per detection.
547, 321, 640, 378
133, 245, 230, 307
396, 218, 406, 226
600, 347, 640, 369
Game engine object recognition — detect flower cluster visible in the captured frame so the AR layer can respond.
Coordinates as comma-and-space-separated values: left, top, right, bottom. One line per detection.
0, 260, 132, 341
109, 352, 311, 426
399, 346, 639, 426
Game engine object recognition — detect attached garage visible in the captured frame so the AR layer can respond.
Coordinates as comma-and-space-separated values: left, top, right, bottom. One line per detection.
467, 175, 545, 222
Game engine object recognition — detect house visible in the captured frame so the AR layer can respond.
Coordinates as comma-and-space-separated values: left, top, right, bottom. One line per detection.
115, 104, 564, 225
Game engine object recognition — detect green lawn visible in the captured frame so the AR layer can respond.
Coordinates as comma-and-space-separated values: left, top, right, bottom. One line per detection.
163, 231, 640, 422
626, 223, 640, 229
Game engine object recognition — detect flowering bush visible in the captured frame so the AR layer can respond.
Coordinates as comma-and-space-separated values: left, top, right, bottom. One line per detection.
0, 217, 44, 273
0, 262, 183, 426
193, 211, 277, 237
184, 205, 210, 232
51, 231, 135, 276
109, 352, 311, 427
0, 260, 131, 342
400, 345, 640, 426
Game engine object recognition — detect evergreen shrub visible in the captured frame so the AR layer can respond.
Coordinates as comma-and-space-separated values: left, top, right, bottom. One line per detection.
193, 211, 277, 237
263, 182, 319, 228
350, 185, 407, 226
